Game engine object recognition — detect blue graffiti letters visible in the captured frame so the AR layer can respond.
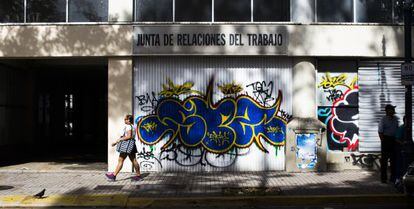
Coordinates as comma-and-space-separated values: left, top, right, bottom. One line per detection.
137, 79, 287, 154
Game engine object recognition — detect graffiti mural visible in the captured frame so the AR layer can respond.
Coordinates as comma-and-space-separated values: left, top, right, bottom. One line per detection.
133, 60, 292, 171
158, 143, 251, 168
296, 134, 317, 169
279, 109, 293, 121
349, 153, 380, 169
135, 92, 159, 113
218, 81, 244, 95
137, 78, 286, 154
246, 81, 275, 106
135, 75, 290, 171
136, 146, 163, 171
317, 72, 357, 106
317, 72, 359, 151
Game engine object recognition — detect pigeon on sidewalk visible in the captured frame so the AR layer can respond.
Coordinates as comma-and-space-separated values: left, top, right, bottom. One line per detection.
33, 189, 46, 199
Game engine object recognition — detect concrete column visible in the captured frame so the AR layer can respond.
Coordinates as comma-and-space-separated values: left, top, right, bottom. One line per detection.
292, 0, 315, 23
108, 0, 133, 22
286, 58, 326, 172
108, 57, 133, 172
292, 59, 316, 118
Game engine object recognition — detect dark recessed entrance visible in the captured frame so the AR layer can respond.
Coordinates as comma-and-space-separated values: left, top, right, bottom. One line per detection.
0, 58, 107, 169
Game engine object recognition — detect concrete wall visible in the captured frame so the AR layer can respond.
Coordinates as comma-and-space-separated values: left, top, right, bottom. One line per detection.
108, 57, 133, 172
288, 25, 404, 57
0, 25, 132, 57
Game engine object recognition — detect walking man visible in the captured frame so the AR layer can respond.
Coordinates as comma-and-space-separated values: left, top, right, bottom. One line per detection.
378, 104, 399, 183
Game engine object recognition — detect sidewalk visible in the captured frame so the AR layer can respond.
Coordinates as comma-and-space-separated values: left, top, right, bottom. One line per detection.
0, 170, 408, 207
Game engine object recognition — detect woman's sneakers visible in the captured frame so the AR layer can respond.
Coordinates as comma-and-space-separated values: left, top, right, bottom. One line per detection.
106, 173, 142, 182
131, 175, 143, 181
105, 173, 116, 182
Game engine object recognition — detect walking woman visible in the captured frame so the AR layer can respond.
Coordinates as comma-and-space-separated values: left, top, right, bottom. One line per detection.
105, 114, 142, 181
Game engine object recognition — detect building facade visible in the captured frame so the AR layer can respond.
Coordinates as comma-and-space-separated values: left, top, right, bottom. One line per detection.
0, 0, 412, 172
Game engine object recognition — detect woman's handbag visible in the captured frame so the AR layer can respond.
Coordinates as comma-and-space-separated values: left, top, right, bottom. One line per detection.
116, 125, 136, 154
116, 139, 135, 154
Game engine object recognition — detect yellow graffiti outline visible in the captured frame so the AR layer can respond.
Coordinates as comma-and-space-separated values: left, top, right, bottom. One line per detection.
158, 98, 205, 149
231, 93, 284, 151
218, 82, 244, 95
191, 95, 238, 154
177, 114, 207, 148
159, 78, 204, 97
206, 131, 232, 147
349, 75, 358, 89
137, 117, 178, 146
138, 98, 195, 147
142, 121, 158, 132
266, 125, 284, 134
318, 73, 350, 89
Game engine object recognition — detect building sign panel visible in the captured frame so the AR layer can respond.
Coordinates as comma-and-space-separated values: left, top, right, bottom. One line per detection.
133, 25, 288, 55
401, 63, 414, 85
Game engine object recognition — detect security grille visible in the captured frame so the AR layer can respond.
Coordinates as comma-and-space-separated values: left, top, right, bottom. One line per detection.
358, 60, 414, 152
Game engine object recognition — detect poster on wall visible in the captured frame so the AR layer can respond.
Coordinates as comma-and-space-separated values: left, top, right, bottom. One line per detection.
317, 72, 359, 151
296, 134, 317, 169
133, 57, 292, 172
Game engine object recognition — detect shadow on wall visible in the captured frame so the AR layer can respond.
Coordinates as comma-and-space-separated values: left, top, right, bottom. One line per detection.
289, 25, 403, 57
107, 58, 133, 173
368, 26, 403, 57
0, 25, 132, 57
108, 59, 132, 119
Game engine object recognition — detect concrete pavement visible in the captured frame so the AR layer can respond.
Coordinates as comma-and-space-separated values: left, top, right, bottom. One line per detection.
0, 169, 410, 207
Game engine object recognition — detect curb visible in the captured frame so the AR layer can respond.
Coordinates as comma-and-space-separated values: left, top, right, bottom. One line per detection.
0, 170, 105, 174
1, 194, 412, 208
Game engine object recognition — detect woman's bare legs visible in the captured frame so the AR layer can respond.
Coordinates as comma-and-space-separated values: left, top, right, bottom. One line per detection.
129, 153, 141, 176
114, 153, 127, 176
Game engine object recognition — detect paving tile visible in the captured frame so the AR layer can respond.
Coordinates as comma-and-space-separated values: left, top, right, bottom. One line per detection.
0, 170, 400, 198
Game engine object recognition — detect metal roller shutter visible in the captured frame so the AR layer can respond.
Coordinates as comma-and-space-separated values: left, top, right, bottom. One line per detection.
358, 60, 414, 152
133, 57, 292, 172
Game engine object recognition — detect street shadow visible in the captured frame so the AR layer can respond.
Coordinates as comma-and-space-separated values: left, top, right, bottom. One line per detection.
19, 170, 401, 208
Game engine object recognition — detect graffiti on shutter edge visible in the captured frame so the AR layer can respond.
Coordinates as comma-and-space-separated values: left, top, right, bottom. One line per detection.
348, 153, 380, 169
137, 144, 252, 170
246, 81, 275, 106
135, 92, 158, 113
135, 77, 290, 169
136, 144, 255, 169
317, 72, 359, 151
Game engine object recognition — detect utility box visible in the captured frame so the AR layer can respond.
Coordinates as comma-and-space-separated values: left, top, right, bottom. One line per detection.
286, 118, 327, 172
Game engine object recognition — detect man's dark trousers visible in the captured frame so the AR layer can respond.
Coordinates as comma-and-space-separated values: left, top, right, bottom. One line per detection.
381, 135, 396, 182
